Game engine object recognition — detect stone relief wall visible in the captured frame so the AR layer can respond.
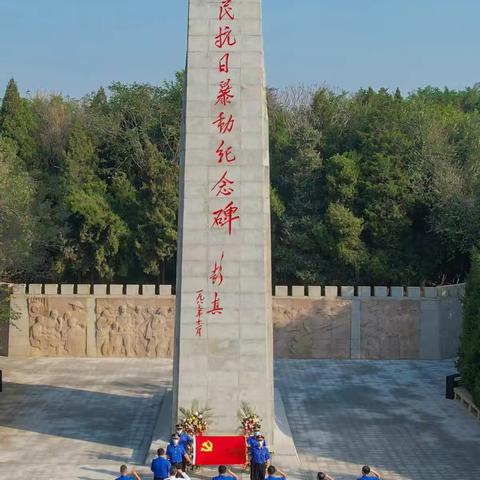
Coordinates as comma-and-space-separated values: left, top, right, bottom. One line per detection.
360, 300, 421, 359
273, 298, 351, 359
28, 297, 87, 357
6, 284, 463, 360
95, 298, 174, 358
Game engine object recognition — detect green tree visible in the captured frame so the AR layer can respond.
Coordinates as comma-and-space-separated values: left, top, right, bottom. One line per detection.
0, 78, 39, 164
458, 249, 480, 406
0, 137, 41, 279
314, 202, 366, 283
0, 137, 46, 323
134, 137, 178, 279
55, 127, 128, 281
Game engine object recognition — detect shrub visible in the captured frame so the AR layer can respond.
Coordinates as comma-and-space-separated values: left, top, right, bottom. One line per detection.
457, 249, 480, 406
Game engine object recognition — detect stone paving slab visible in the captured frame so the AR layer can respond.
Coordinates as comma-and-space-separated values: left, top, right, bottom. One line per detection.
275, 359, 480, 480
0, 357, 172, 479
1, 358, 480, 480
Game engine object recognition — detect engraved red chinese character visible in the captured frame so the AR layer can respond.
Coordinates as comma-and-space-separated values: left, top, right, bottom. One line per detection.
195, 314, 203, 336
195, 289, 205, 336
216, 78, 234, 106
207, 292, 224, 315
219, 0, 234, 20
210, 251, 225, 286
216, 140, 236, 164
211, 171, 235, 197
212, 200, 240, 235
196, 289, 205, 305
218, 53, 230, 73
214, 25, 237, 48
212, 112, 235, 134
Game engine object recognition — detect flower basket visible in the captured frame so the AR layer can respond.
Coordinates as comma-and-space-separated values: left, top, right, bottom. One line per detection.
237, 401, 262, 436
179, 400, 212, 436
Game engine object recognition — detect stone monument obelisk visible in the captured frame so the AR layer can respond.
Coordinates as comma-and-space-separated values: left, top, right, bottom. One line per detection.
173, 0, 274, 438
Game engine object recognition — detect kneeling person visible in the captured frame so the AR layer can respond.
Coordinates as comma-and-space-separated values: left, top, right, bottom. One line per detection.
115, 464, 141, 480
358, 466, 382, 480
266, 466, 288, 480
317, 472, 335, 480
212, 465, 239, 480
167, 466, 191, 480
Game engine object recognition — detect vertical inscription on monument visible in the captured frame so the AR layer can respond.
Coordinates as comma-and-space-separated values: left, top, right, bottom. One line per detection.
174, 0, 274, 436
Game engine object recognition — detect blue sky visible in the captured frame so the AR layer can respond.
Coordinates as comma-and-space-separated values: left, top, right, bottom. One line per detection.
1, 0, 479, 98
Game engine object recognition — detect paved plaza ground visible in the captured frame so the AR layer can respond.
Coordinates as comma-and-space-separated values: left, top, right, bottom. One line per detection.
276, 360, 480, 479
0, 358, 479, 480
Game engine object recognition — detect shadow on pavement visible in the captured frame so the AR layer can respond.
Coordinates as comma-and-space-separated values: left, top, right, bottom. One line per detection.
0, 381, 167, 461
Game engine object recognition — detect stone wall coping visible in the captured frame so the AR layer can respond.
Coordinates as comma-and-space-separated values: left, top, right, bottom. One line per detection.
7, 283, 465, 299
8, 284, 176, 296
272, 284, 465, 299
454, 387, 480, 422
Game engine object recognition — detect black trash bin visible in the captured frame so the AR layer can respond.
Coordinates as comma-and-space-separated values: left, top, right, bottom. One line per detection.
446, 373, 460, 400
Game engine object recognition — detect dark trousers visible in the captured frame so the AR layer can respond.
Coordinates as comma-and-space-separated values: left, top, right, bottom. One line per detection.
251, 462, 266, 480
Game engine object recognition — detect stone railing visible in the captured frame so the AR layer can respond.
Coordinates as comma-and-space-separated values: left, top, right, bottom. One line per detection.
0, 283, 464, 360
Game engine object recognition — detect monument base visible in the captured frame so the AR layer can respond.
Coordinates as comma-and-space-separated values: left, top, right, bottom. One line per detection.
147, 390, 304, 480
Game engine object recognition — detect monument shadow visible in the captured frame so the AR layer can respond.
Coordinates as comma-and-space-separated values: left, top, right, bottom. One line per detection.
0, 380, 169, 462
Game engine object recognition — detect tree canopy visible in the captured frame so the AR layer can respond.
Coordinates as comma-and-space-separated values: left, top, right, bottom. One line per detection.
1, 76, 479, 287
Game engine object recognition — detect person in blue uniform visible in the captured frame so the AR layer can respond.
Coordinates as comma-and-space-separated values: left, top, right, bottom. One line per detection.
211, 465, 239, 480
358, 466, 382, 480
115, 464, 141, 480
175, 424, 193, 449
247, 429, 267, 450
151, 448, 171, 480
175, 424, 193, 470
166, 434, 191, 470
249, 435, 270, 480
266, 466, 287, 480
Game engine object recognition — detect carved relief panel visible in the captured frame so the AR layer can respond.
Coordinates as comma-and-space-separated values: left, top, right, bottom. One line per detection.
95, 298, 174, 358
28, 297, 87, 356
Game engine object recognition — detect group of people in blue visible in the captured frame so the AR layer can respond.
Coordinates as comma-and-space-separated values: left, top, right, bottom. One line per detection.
116, 424, 383, 480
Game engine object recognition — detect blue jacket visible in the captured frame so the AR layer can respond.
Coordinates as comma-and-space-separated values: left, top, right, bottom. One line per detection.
178, 432, 193, 449
151, 457, 171, 479
166, 443, 186, 463
251, 445, 270, 464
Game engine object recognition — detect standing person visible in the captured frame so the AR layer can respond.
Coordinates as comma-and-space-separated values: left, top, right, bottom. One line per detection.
151, 448, 171, 480
247, 429, 267, 449
175, 423, 193, 470
115, 464, 141, 480
167, 466, 190, 480
175, 423, 193, 449
317, 472, 335, 480
250, 435, 270, 480
212, 465, 239, 480
266, 465, 287, 480
166, 434, 191, 470
358, 466, 382, 480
